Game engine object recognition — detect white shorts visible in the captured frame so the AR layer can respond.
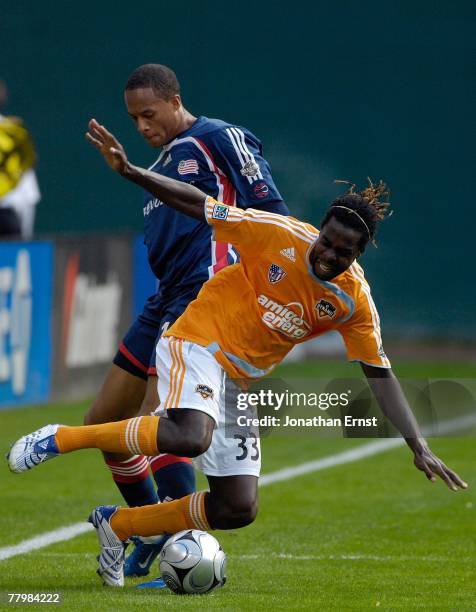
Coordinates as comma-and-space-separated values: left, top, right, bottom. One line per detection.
155, 337, 261, 478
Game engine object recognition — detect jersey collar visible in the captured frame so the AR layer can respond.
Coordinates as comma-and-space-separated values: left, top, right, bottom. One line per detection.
161, 116, 206, 151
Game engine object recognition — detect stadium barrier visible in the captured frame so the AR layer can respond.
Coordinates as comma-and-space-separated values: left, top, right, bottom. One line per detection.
0, 241, 53, 407
0, 235, 156, 409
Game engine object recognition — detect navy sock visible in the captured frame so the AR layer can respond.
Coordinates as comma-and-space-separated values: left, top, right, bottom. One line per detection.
151, 459, 196, 502
115, 476, 159, 507
106, 456, 159, 507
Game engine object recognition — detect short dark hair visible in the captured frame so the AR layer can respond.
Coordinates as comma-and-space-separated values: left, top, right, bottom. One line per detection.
320, 179, 391, 252
125, 64, 180, 99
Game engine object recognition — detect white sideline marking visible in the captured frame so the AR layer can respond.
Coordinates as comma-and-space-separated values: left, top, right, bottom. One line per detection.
1, 412, 474, 562
259, 438, 403, 486
0, 523, 93, 561
30, 552, 472, 563
234, 553, 473, 563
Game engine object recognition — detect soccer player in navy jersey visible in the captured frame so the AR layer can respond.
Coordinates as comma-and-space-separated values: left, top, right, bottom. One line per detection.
84, 63, 289, 579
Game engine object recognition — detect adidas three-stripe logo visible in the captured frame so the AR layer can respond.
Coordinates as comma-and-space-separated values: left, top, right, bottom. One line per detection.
280, 247, 296, 262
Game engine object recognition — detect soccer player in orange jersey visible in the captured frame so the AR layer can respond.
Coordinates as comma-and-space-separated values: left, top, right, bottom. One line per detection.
8, 125, 467, 587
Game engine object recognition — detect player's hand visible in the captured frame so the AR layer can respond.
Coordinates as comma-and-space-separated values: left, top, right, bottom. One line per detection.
86, 118, 129, 175
413, 444, 468, 491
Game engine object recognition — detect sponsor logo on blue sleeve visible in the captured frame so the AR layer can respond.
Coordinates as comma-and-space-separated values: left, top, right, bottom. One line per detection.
253, 182, 269, 199
240, 160, 260, 177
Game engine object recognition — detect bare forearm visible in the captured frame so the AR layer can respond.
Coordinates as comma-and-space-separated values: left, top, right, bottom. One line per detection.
122, 162, 207, 220
362, 365, 427, 453
360, 364, 467, 490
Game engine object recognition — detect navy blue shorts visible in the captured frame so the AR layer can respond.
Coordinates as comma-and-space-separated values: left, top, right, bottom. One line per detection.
113, 285, 202, 380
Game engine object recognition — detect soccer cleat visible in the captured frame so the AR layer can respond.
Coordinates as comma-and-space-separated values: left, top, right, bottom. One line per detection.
135, 577, 167, 589
124, 535, 169, 577
88, 505, 126, 587
7, 424, 61, 473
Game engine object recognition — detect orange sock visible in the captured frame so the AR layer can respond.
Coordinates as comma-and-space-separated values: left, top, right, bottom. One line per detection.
110, 492, 210, 541
55, 416, 159, 456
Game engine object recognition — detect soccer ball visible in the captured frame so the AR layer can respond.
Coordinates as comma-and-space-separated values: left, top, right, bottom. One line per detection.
159, 530, 227, 595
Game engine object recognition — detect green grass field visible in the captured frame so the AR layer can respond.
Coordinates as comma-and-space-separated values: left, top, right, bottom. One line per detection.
0, 359, 475, 610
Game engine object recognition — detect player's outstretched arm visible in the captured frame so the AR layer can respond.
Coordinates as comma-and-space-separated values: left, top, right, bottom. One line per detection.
85, 119, 206, 220
360, 363, 468, 492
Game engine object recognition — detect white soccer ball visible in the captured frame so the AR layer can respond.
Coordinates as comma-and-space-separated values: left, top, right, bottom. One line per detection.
159, 529, 227, 595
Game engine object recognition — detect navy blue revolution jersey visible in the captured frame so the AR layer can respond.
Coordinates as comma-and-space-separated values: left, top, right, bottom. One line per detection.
142, 116, 288, 303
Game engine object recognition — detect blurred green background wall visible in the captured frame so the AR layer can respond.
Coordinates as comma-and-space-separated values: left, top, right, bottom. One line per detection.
1, 1, 474, 339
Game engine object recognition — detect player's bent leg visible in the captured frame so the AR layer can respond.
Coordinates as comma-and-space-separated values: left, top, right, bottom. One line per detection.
205, 475, 258, 529
8, 410, 215, 474
93, 476, 257, 548
157, 409, 214, 459
104, 492, 210, 543
133, 477, 257, 588
89, 412, 258, 584
88, 481, 255, 587
91, 493, 209, 588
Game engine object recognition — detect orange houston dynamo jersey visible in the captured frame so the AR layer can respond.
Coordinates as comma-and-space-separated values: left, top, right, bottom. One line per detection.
165, 197, 391, 380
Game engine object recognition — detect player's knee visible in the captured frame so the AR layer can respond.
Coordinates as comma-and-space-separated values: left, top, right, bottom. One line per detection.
211, 496, 258, 529
168, 411, 214, 457
243, 495, 259, 525
230, 497, 258, 527
179, 426, 213, 457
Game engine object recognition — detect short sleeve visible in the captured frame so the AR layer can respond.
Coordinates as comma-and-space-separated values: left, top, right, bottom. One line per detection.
204, 196, 286, 253
338, 288, 391, 368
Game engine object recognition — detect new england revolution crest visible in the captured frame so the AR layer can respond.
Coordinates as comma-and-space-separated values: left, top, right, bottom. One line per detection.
177, 159, 199, 175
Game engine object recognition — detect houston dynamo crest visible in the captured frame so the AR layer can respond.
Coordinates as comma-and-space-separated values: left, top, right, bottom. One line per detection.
195, 384, 214, 400
315, 299, 336, 318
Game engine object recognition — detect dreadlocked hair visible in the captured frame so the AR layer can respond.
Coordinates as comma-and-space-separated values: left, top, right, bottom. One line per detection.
320, 178, 392, 251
